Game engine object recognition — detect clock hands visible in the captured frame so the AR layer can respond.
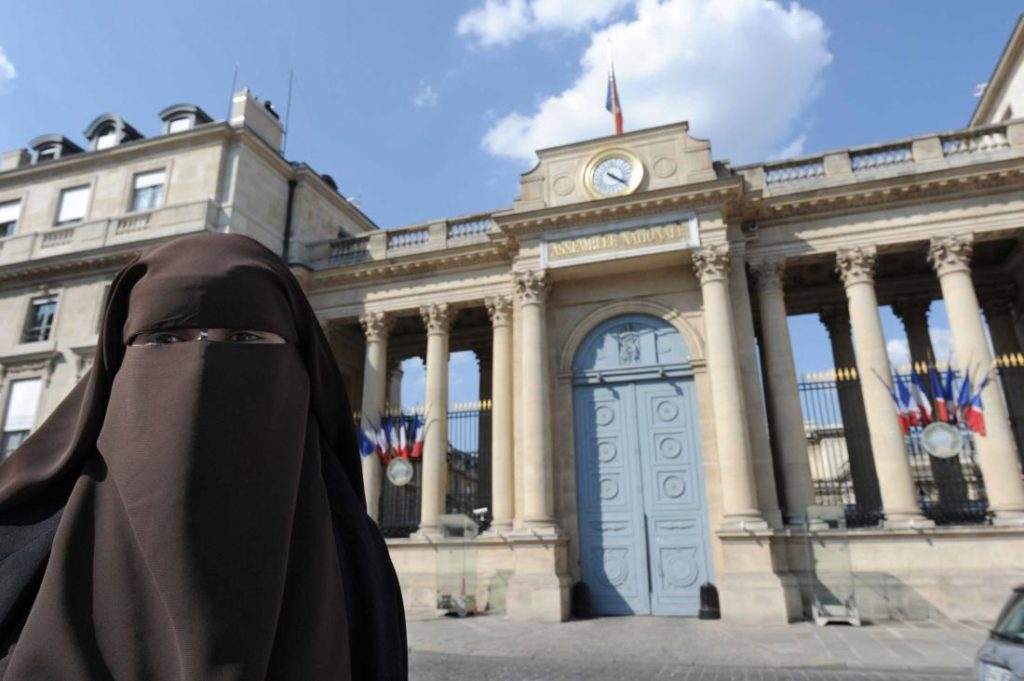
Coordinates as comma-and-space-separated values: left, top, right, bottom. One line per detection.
604, 170, 628, 185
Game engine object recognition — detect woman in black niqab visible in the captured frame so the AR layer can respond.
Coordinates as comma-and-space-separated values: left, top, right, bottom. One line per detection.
0, 232, 408, 680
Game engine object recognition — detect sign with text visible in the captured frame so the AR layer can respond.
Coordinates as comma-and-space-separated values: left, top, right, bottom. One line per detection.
541, 213, 699, 269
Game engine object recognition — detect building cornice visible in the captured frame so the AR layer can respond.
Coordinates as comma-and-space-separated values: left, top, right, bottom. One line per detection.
496, 176, 742, 238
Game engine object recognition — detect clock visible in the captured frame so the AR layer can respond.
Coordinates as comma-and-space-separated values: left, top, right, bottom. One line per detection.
582, 148, 644, 198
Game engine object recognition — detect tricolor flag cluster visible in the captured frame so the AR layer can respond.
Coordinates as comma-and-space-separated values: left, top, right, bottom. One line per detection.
359, 413, 425, 464
886, 364, 991, 436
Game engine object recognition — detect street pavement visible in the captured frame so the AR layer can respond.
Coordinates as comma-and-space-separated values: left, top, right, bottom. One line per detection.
407, 611, 986, 680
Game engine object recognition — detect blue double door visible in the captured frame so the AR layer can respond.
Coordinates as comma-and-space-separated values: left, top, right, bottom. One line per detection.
574, 377, 712, 616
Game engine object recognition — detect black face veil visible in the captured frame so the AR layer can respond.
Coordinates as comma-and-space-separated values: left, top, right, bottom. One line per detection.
0, 232, 408, 680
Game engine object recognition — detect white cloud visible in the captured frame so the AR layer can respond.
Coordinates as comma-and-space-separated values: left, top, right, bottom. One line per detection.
771, 133, 808, 160
0, 47, 16, 95
457, 0, 632, 46
887, 328, 954, 370
472, 0, 832, 165
413, 80, 439, 108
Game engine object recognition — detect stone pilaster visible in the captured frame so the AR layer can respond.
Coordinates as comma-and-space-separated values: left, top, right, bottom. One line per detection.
485, 295, 514, 533
693, 244, 767, 530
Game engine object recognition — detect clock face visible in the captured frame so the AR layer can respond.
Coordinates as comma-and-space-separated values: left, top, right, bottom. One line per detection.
591, 156, 635, 196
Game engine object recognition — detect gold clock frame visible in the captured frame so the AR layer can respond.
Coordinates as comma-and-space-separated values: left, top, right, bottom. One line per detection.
581, 147, 645, 199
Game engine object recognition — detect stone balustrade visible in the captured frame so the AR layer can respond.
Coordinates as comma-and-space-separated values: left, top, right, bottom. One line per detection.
325, 211, 497, 267
0, 199, 221, 267
740, 120, 1024, 194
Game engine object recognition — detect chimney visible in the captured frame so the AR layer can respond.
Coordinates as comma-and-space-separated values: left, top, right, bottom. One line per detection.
229, 89, 284, 151
1, 149, 30, 171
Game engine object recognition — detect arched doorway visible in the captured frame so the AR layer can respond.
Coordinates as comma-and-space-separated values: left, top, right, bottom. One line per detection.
573, 313, 712, 616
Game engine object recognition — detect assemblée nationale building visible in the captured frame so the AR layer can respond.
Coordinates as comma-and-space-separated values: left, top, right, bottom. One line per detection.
2, 17, 1024, 624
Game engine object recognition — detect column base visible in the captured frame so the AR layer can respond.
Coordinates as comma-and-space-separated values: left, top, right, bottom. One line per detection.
719, 514, 770, 532
992, 510, 1024, 527
881, 513, 935, 530
716, 530, 801, 623
504, 530, 571, 622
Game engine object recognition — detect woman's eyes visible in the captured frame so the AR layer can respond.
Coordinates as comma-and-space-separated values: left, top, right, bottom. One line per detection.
150, 333, 187, 344
228, 332, 263, 342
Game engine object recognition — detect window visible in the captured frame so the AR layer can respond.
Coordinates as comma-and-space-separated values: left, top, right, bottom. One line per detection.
130, 170, 165, 212
56, 185, 90, 225
2, 378, 42, 459
168, 116, 192, 133
22, 295, 57, 343
95, 126, 118, 150
0, 200, 20, 238
36, 147, 58, 163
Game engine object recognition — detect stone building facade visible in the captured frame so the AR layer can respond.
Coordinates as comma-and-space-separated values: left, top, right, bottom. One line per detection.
3, 17, 1024, 625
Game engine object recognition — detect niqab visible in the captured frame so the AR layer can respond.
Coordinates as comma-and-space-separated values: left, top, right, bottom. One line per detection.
0, 232, 408, 679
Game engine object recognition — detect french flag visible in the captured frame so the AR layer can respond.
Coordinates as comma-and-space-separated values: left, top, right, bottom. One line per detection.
943, 364, 957, 423
964, 371, 992, 436
398, 416, 409, 459
929, 365, 948, 423
606, 61, 623, 135
887, 380, 910, 436
895, 373, 918, 428
410, 415, 426, 460
956, 368, 972, 426
359, 424, 377, 459
376, 420, 391, 464
910, 372, 933, 425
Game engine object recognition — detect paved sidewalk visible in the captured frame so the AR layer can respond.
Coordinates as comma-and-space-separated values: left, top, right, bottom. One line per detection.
407, 611, 987, 674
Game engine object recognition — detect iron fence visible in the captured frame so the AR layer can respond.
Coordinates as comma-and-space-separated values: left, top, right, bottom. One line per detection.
377, 403, 492, 538
798, 366, 989, 526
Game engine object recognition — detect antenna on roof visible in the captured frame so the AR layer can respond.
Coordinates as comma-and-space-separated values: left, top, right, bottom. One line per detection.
226, 62, 239, 120
282, 69, 295, 155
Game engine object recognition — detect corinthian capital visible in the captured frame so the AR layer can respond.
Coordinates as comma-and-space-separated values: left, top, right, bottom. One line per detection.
359, 310, 392, 342
835, 246, 877, 288
928, 234, 973, 277
485, 295, 513, 327
692, 244, 731, 284
749, 258, 785, 291
514, 270, 549, 304
419, 303, 451, 335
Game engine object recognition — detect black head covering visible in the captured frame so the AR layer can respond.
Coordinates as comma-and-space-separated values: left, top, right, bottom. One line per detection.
0, 232, 408, 679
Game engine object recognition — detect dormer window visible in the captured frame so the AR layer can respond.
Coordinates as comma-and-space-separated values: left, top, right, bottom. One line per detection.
158, 103, 213, 135
95, 126, 118, 150
167, 117, 192, 133
84, 113, 143, 151
28, 135, 82, 164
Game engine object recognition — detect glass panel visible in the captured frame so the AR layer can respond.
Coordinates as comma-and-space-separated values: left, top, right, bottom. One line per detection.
133, 169, 165, 189
3, 378, 42, 431
56, 185, 90, 224
1, 430, 29, 459
0, 200, 20, 224
130, 185, 162, 212
23, 296, 57, 342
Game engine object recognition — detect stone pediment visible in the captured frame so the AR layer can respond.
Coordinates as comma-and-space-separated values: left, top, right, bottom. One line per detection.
513, 121, 718, 213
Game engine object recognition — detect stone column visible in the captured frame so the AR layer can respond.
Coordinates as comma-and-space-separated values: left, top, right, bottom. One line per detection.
486, 295, 514, 533
514, 271, 558, 532
414, 303, 451, 537
387, 361, 404, 411
892, 298, 967, 506
750, 259, 815, 525
836, 246, 930, 528
693, 245, 767, 530
359, 311, 392, 522
982, 293, 1024, 469
728, 250, 782, 528
983, 293, 1023, 357
891, 300, 934, 368
929, 235, 1024, 524
819, 304, 882, 516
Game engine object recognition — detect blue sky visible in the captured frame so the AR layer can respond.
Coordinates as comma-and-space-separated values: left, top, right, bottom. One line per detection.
1, 1, 1019, 406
